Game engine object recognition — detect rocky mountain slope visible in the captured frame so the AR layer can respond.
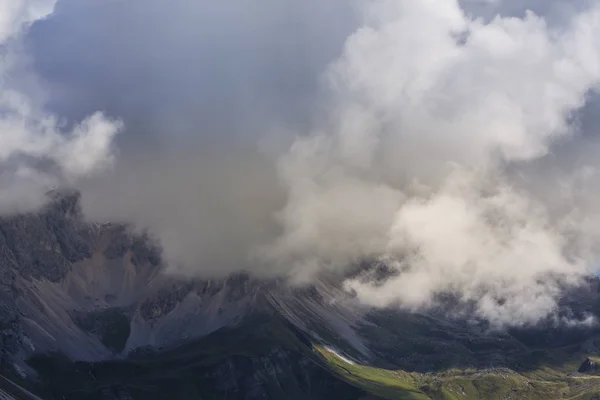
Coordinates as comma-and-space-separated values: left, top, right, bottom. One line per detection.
3, 192, 600, 399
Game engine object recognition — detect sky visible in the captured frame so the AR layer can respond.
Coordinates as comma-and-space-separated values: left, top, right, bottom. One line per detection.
4, 0, 600, 327
0, 0, 122, 211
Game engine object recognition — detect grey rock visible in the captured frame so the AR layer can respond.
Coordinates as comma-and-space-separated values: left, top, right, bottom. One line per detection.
579, 357, 598, 373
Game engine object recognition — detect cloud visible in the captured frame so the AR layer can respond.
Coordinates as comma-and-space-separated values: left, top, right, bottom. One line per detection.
23, 0, 600, 326
268, 0, 600, 326
0, 0, 121, 213
0, 0, 56, 42
26, 0, 358, 273
344, 168, 586, 327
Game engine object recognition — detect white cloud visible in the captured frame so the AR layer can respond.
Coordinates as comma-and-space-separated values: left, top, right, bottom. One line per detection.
269, 0, 600, 326
0, 0, 121, 213
23, 0, 600, 327
0, 0, 56, 42
345, 168, 587, 326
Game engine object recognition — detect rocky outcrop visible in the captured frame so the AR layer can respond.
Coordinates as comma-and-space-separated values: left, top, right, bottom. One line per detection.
579, 357, 600, 373
103, 226, 161, 268
0, 191, 97, 283
0, 191, 167, 371
0, 192, 290, 375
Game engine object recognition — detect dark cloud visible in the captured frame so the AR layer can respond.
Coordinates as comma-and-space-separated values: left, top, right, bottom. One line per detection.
12, 0, 600, 327
21, 0, 359, 276
27, 0, 359, 149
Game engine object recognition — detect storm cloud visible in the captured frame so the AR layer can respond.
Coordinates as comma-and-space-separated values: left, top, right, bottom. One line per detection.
15, 0, 600, 326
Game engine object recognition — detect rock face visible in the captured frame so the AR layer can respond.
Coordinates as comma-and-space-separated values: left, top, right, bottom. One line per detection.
0, 192, 368, 399
0, 190, 384, 400
0, 191, 95, 370
6, 191, 600, 399
579, 358, 599, 373
0, 191, 92, 283
0, 192, 189, 369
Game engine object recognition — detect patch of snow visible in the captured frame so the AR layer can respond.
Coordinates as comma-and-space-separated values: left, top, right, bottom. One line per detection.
323, 346, 356, 365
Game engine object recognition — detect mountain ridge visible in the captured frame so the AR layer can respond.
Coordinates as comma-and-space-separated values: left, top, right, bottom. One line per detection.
3, 192, 600, 399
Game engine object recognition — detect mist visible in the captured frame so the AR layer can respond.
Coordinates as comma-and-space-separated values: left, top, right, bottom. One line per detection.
8, 0, 600, 327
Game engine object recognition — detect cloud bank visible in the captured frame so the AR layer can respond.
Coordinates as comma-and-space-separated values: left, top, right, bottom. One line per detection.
20, 0, 600, 326
266, 0, 600, 326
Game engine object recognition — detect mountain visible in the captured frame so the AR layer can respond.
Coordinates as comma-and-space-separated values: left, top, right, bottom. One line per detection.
3, 192, 600, 399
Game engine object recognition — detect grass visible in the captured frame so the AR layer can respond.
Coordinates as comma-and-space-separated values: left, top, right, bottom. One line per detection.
314, 343, 600, 400
314, 345, 429, 400
418, 369, 568, 400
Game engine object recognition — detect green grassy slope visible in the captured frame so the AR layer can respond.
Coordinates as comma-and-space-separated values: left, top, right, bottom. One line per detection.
314, 342, 600, 400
